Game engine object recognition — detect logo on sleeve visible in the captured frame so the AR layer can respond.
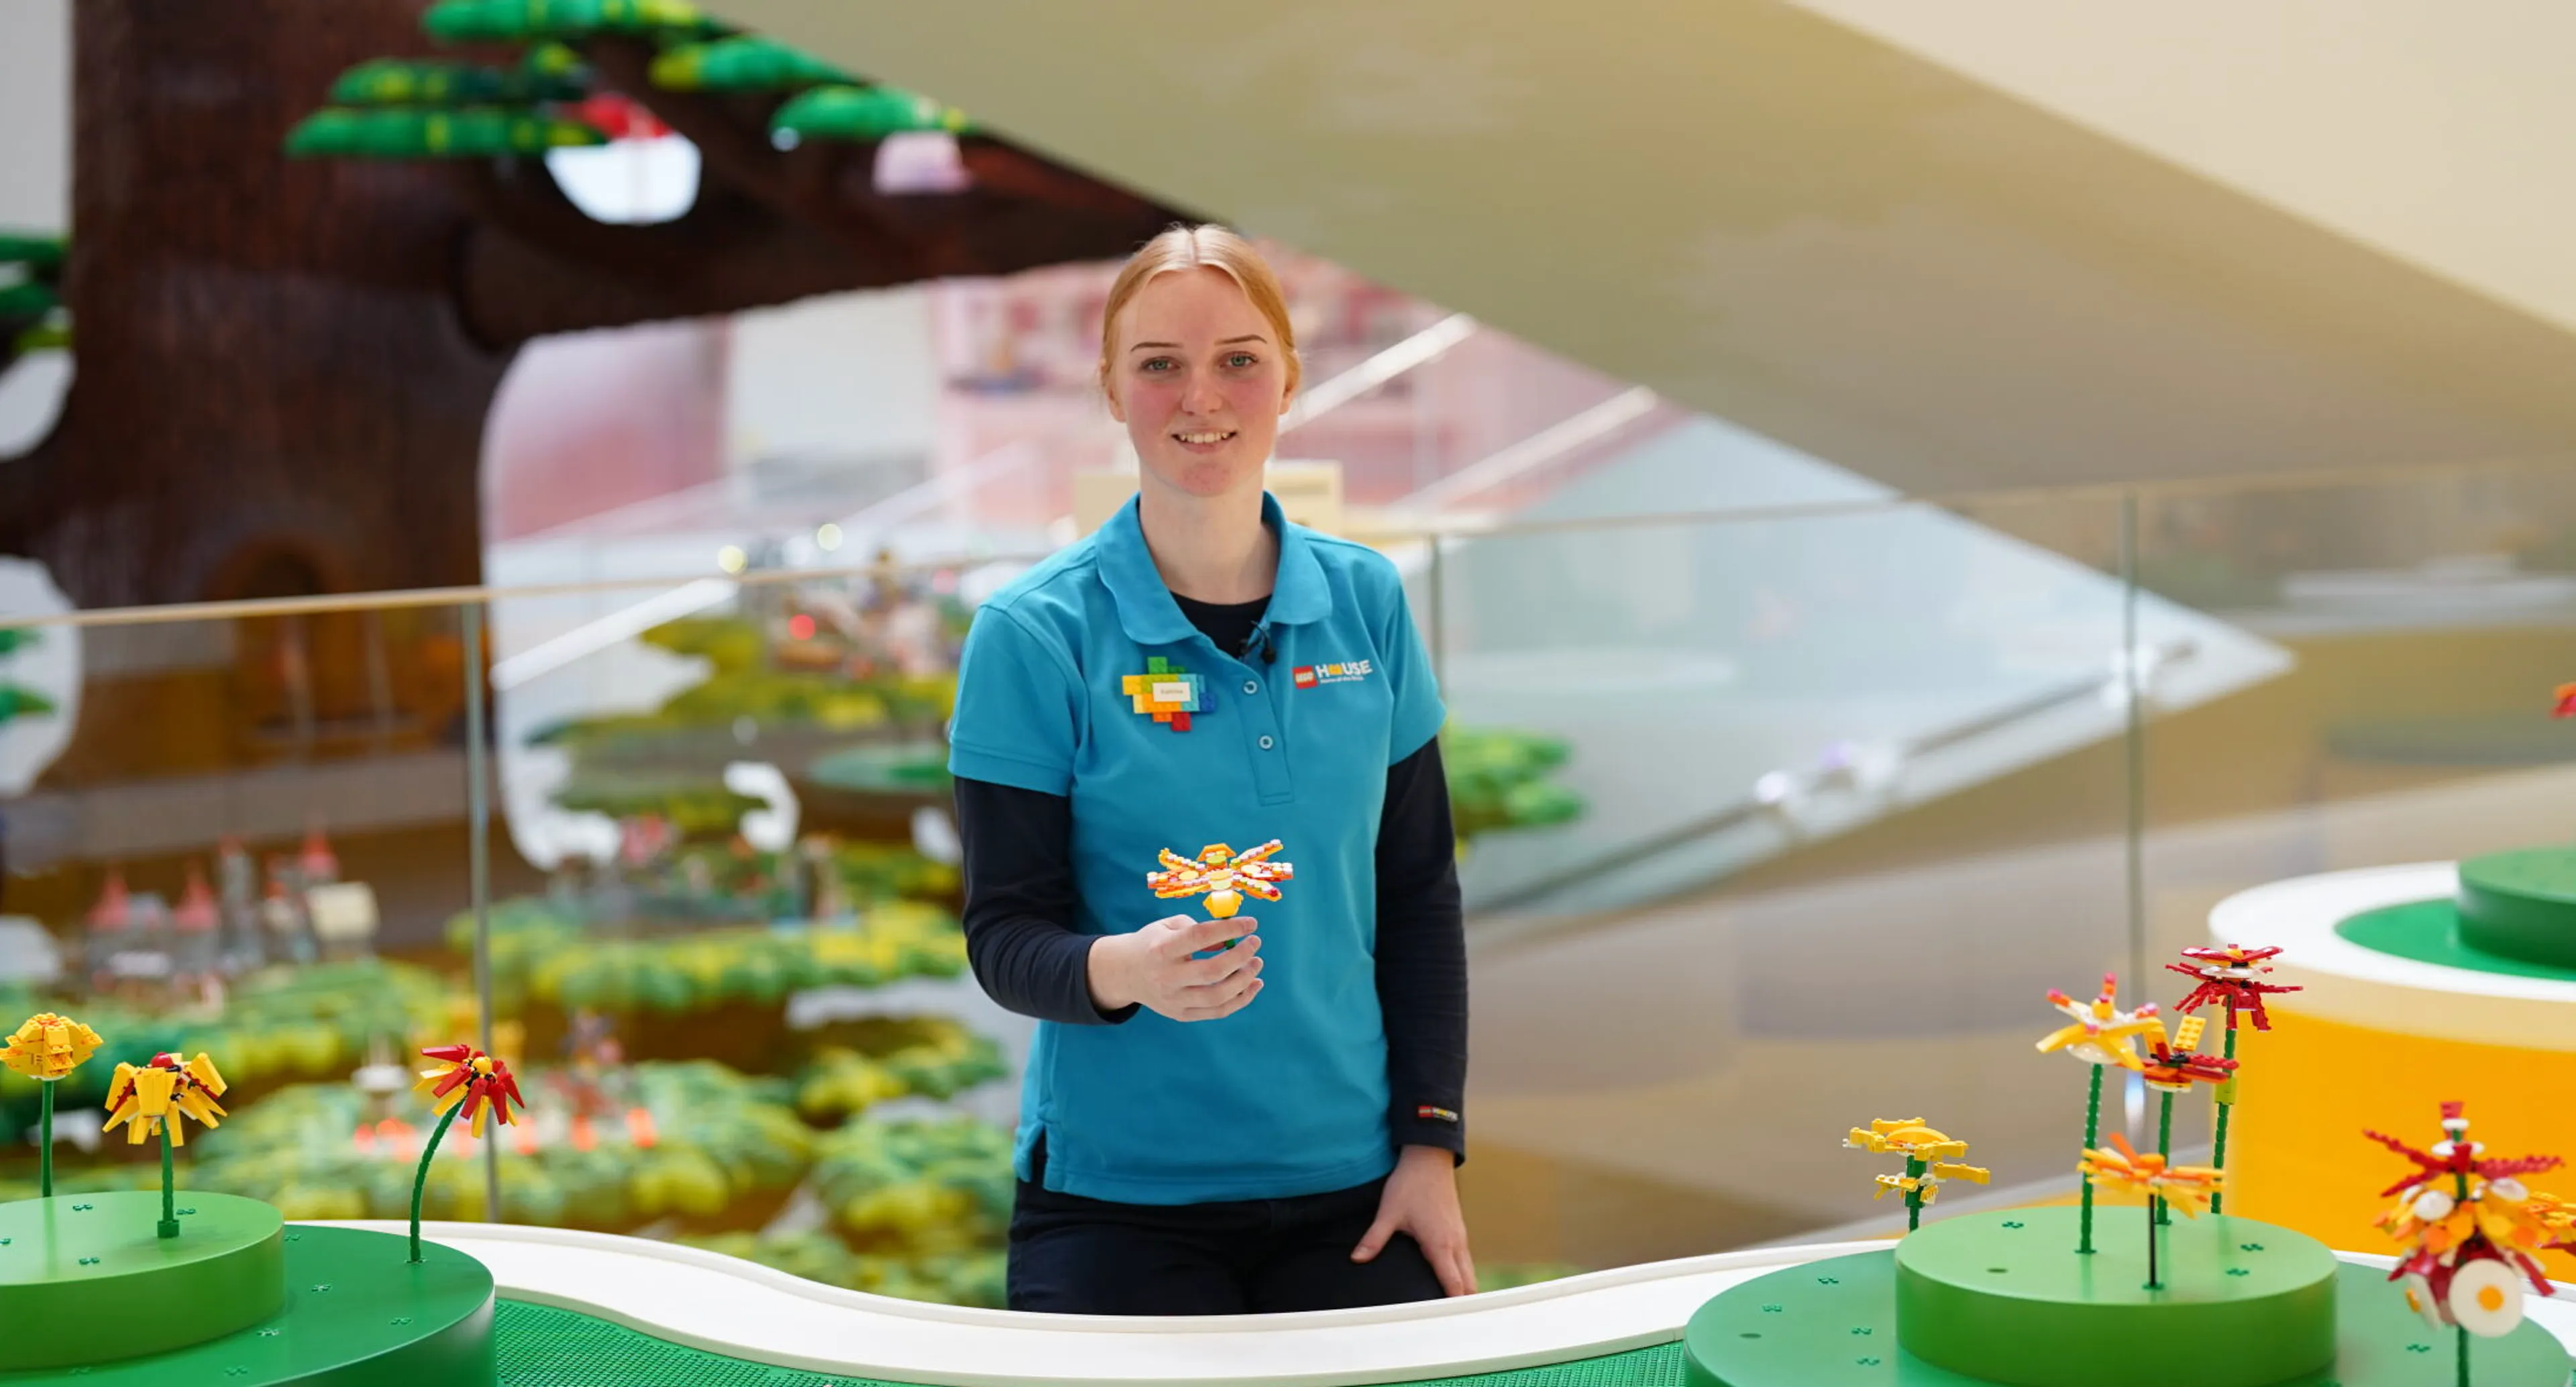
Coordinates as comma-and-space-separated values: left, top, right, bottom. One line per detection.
1290, 659, 1373, 689
1415, 1105, 1460, 1124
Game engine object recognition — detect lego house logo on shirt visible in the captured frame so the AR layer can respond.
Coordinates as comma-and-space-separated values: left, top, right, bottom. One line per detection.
1291, 660, 1375, 689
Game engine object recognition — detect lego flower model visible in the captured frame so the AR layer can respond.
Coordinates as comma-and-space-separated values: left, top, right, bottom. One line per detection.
2168, 943, 2300, 1032
1146, 840, 1293, 921
102, 1051, 228, 1147
1, 1012, 103, 1197
2081, 1133, 2224, 1290
2037, 974, 2159, 1253
2082, 1133, 2224, 1217
2167, 943, 2298, 1215
1845, 1117, 1989, 1231
2526, 1190, 2576, 1252
2139, 1015, 2239, 1225
2367, 1102, 2561, 1338
102, 1051, 228, 1239
409, 1043, 525, 1262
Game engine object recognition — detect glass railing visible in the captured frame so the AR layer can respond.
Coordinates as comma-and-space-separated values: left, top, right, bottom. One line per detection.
5, 454, 2576, 1295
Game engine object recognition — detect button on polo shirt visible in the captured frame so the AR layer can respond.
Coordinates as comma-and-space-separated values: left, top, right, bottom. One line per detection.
947, 493, 1445, 1205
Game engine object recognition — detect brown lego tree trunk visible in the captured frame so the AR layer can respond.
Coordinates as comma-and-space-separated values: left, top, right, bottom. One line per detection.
0, 0, 1179, 610
1, 1, 502, 607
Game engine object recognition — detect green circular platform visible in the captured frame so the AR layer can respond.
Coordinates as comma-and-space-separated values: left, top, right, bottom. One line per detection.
1686, 1217, 2571, 1387
2456, 847, 2576, 968
2334, 900, 2576, 981
1895, 1209, 2335, 1387
0, 1191, 285, 1370
0, 1223, 492, 1385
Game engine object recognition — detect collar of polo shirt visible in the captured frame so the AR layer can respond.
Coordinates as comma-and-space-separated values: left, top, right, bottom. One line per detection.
1095, 493, 1333, 647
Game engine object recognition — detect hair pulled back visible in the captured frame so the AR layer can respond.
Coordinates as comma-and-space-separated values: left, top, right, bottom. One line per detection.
1096, 225, 1300, 401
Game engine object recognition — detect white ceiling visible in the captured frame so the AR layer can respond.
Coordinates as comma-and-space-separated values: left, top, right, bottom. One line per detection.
715, 0, 2576, 495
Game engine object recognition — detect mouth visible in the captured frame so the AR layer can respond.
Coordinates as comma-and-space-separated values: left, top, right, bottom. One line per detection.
1171, 429, 1238, 453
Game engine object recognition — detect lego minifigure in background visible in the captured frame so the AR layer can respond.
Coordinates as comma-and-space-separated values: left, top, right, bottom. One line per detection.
262, 858, 317, 966
113, 888, 174, 1008
299, 827, 339, 887
170, 862, 223, 1007
215, 838, 266, 975
83, 869, 131, 996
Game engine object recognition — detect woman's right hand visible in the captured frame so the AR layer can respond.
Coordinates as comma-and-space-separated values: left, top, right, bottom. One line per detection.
1086, 916, 1264, 1022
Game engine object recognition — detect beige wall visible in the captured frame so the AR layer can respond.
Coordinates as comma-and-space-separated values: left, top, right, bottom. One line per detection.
716, 1, 2576, 497
1795, 1, 2576, 333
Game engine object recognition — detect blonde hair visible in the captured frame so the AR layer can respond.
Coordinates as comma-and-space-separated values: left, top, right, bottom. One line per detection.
1097, 224, 1301, 401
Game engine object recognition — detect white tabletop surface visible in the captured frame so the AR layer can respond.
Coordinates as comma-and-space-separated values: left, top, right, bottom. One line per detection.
315, 1219, 2576, 1387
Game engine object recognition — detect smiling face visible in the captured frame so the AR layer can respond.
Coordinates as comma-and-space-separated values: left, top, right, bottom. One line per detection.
1105, 266, 1295, 504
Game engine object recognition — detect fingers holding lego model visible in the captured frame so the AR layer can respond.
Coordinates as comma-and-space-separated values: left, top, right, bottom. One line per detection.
1087, 915, 1264, 1021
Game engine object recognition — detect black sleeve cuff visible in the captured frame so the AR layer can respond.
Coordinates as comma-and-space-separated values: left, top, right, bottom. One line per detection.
1391, 1105, 1466, 1162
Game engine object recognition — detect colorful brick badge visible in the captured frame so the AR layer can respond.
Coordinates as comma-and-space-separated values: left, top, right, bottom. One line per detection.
1122, 655, 1206, 731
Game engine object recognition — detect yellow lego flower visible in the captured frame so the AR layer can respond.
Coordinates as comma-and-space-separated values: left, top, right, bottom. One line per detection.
1, 1013, 103, 1081
2036, 974, 2161, 1070
2528, 1190, 2576, 1251
102, 1051, 228, 1147
1847, 1118, 1990, 1222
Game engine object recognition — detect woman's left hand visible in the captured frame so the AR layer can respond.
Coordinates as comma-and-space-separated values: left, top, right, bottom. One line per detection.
1353, 1143, 1475, 1296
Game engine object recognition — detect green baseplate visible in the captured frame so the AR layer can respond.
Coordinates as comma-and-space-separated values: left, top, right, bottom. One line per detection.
0, 1191, 284, 1369
1685, 1209, 2571, 1387
0, 1206, 492, 1385
2455, 847, 2576, 970
16, 1207, 2558, 1387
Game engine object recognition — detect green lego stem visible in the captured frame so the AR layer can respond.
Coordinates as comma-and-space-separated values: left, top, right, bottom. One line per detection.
2450, 1162, 2473, 1379
2155, 1088, 2175, 1227
2144, 1191, 2160, 1289
37, 1080, 52, 1198
410, 1102, 464, 1263
2079, 1062, 2103, 1254
1904, 1154, 1928, 1232
2210, 1019, 2237, 1216
158, 1131, 178, 1239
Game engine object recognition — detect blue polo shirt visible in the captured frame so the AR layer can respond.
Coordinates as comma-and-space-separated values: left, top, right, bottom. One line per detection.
947, 493, 1445, 1205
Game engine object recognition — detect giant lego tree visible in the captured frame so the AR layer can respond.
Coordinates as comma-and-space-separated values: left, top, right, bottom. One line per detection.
0, 0, 1179, 610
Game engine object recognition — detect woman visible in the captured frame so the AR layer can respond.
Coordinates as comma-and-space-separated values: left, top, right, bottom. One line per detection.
946, 225, 1472, 1315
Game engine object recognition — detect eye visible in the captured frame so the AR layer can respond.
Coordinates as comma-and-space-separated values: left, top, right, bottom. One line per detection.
1139, 357, 1176, 373
1226, 352, 1259, 369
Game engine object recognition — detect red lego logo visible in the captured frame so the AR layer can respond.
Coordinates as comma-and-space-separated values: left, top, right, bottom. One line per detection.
1292, 666, 1318, 689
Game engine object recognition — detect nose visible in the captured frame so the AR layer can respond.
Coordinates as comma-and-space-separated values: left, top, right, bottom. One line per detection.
1181, 370, 1226, 418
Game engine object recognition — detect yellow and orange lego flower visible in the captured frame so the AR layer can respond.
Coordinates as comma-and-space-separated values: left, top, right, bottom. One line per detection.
102, 1051, 227, 1146
2036, 974, 2161, 1070
2140, 1015, 2239, 1094
2081, 1133, 2224, 1217
1146, 840, 1293, 920
1, 1013, 102, 1081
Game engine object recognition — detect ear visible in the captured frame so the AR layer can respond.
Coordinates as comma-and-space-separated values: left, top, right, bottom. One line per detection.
1102, 370, 1128, 423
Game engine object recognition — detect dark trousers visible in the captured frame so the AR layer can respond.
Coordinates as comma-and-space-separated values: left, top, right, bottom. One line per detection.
1006, 1149, 1444, 1315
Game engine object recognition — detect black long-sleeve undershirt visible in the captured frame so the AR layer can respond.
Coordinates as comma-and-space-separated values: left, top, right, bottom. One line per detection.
953, 595, 1468, 1161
